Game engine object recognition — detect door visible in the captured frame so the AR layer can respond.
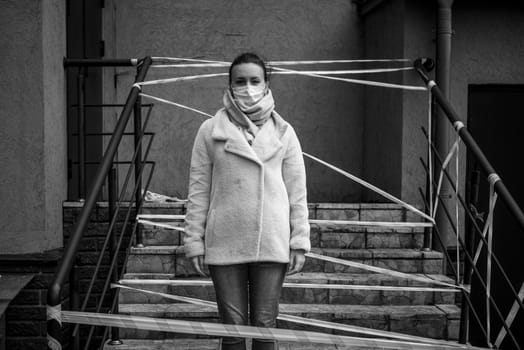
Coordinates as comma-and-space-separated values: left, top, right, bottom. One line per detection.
467, 85, 524, 349
66, 0, 104, 199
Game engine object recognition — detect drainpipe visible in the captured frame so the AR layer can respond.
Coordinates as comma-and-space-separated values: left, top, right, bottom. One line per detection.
433, 0, 454, 257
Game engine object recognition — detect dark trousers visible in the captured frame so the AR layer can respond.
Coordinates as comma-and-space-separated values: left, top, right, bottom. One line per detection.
209, 262, 288, 350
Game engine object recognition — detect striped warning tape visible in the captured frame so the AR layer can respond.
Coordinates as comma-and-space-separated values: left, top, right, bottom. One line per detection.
150, 66, 414, 74
112, 283, 465, 347
117, 278, 460, 293
306, 253, 462, 290
151, 57, 413, 66
136, 213, 433, 228
302, 152, 434, 224
61, 308, 485, 350
134, 70, 426, 91
137, 218, 185, 231
136, 92, 433, 217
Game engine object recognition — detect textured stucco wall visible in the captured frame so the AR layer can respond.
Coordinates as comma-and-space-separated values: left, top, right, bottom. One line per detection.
102, 0, 365, 202
0, 0, 66, 254
401, 1, 435, 207
362, 0, 405, 202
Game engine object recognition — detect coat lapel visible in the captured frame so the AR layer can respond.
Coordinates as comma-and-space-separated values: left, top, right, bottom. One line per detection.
211, 110, 261, 165
211, 109, 288, 164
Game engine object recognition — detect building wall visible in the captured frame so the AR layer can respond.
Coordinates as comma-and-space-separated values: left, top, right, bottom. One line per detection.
102, 0, 365, 202
362, 0, 405, 202
0, 0, 67, 254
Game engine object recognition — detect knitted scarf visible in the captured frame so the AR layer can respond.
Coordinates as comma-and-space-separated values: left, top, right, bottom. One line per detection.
223, 88, 275, 138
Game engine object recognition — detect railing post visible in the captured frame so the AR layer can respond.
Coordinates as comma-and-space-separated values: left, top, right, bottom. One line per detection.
134, 69, 144, 248
107, 167, 123, 345
78, 67, 86, 200
69, 265, 80, 350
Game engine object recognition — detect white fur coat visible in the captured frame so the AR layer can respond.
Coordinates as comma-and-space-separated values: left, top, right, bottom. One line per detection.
183, 108, 310, 265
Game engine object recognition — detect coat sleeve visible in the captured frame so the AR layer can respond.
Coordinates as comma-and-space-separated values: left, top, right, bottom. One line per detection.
282, 125, 311, 252
183, 121, 213, 258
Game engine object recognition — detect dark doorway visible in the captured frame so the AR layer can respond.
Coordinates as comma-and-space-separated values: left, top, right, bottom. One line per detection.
467, 85, 524, 349
66, 0, 104, 199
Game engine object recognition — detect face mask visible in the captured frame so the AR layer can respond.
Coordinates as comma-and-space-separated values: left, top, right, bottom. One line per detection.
231, 84, 266, 110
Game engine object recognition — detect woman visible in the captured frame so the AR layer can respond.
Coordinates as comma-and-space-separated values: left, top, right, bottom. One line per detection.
183, 52, 310, 350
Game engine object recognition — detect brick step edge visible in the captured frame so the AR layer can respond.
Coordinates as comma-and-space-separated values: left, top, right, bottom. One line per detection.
103, 338, 375, 350
117, 304, 460, 341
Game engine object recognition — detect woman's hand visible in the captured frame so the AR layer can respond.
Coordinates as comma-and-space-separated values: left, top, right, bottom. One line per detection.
287, 249, 306, 275
190, 255, 208, 277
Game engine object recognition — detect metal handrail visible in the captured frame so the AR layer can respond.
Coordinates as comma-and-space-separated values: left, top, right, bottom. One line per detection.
414, 58, 524, 233
72, 106, 154, 334
415, 58, 524, 348
421, 127, 524, 313
47, 56, 152, 349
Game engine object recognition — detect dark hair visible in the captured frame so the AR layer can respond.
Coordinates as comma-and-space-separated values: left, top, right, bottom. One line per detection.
229, 52, 269, 83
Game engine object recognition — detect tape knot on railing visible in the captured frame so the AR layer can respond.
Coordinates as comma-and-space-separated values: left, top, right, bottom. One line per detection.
47, 304, 63, 349
427, 80, 437, 89
47, 304, 62, 326
453, 121, 465, 132
487, 173, 501, 186
47, 335, 62, 350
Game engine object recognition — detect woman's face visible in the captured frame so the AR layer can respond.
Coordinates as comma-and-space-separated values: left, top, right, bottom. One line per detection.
230, 63, 266, 88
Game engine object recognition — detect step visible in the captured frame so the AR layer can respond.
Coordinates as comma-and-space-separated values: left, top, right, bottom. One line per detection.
117, 303, 460, 341
140, 221, 425, 249
126, 246, 443, 276
118, 272, 456, 306
137, 202, 424, 222
102, 338, 375, 350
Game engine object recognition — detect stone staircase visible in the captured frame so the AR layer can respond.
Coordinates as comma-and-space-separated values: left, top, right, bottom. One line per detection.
105, 203, 460, 349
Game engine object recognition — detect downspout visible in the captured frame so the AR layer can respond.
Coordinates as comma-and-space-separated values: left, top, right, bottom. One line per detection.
434, 0, 454, 255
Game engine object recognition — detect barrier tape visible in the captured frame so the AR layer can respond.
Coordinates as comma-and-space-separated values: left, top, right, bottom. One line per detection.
117, 278, 459, 293
151, 66, 414, 74
452, 140, 460, 284
135, 69, 426, 91
471, 191, 498, 268
151, 57, 412, 65
62, 310, 486, 350
47, 304, 62, 326
271, 66, 427, 91
495, 281, 524, 347
453, 121, 465, 133
140, 93, 214, 118
486, 181, 497, 347
306, 252, 461, 290
137, 218, 185, 231
134, 72, 229, 89
111, 283, 465, 348
136, 213, 433, 229
302, 152, 434, 224
431, 136, 460, 218
137, 214, 186, 220
47, 335, 61, 350
138, 92, 434, 216
310, 219, 433, 227
47, 304, 62, 350
428, 89, 434, 220
487, 173, 501, 186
